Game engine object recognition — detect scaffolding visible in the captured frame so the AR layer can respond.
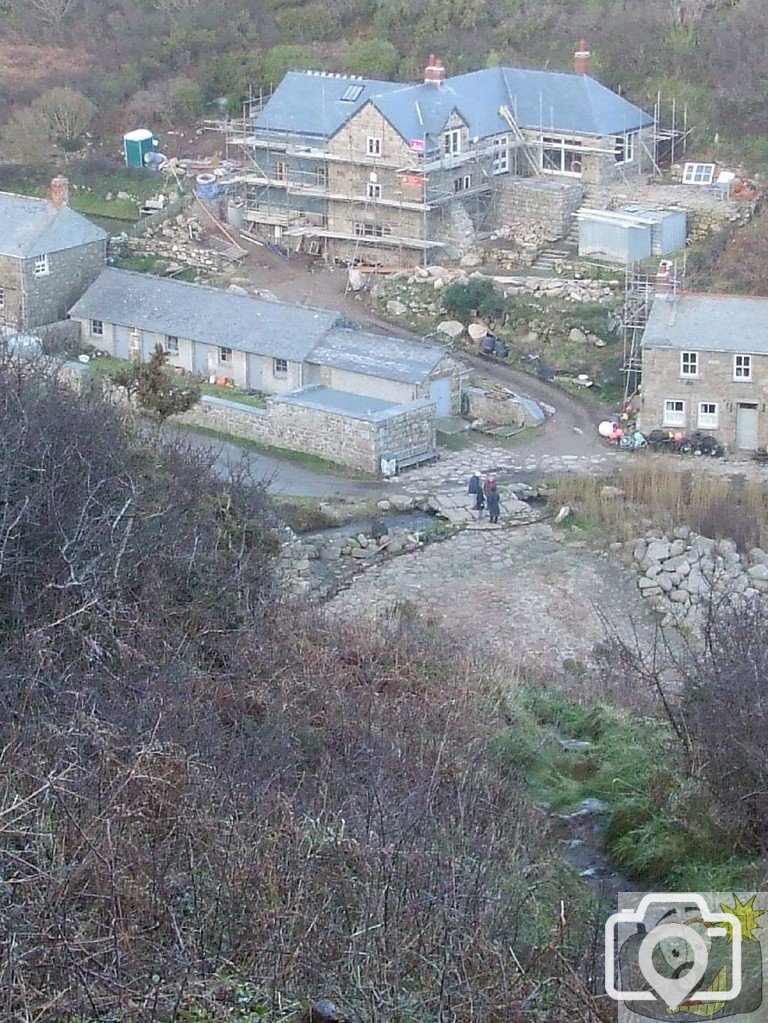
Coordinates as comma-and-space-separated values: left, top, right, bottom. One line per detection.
205, 78, 688, 267
622, 257, 683, 404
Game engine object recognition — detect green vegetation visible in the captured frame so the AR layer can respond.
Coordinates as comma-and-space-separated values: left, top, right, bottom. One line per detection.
201, 382, 267, 408
498, 687, 759, 889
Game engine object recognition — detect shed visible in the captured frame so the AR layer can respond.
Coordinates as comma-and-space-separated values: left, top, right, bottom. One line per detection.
577, 207, 686, 264
619, 206, 686, 256
577, 209, 652, 264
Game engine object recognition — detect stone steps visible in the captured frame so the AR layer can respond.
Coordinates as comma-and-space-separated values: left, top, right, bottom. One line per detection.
532, 247, 570, 271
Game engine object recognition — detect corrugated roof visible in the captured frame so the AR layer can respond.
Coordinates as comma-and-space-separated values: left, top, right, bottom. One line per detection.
0, 192, 107, 258
255, 65, 651, 145
254, 71, 400, 139
642, 294, 768, 354
69, 268, 341, 361
308, 327, 446, 383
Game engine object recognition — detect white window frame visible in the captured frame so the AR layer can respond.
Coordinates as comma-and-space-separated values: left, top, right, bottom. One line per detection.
453, 174, 472, 193
219, 346, 233, 364
444, 128, 461, 156
697, 402, 718, 429
664, 400, 686, 427
274, 161, 288, 182
316, 165, 327, 187
91, 319, 103, 336
129, 328, 142, 358
614, 130, 638, 165
734, 354, 752, 381
680, 351, 698, 377
0, 286, 5, 310
366, 181, 381, 200
273, 357, 288, 376
492, 135, 509, 174
33, 254, 49, 277
165, 334, 179, 355
541, 135, 583, 177
366, 136, 382, 157
682, 162, 715, 185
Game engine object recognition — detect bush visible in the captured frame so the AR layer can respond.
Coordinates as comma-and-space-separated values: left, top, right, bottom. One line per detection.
441, 277, 505, 321
169, 75, 204, 119
343, 37, 401, 79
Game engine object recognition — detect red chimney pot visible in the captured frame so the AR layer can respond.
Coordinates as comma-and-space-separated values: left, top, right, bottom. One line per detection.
424, 54, 446, 86
573, 40, 591, 76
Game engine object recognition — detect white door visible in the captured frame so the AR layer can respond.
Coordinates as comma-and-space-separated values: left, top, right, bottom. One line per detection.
736, 403, 759, 450
428, 376, 451, 417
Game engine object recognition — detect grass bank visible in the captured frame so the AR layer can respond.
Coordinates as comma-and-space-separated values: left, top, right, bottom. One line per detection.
555, 460, 768, 551
495, 687, 760, 890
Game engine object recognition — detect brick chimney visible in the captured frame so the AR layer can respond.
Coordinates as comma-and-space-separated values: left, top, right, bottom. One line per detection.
573, 40, 591, 76
424, 54, 446, 86
49, 175, 69, 209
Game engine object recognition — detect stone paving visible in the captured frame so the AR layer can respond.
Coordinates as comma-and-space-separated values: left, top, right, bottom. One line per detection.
386, 445, 621, 494
328, 522, 657, 677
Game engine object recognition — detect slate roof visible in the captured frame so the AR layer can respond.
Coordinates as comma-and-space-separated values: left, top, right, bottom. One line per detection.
274, 385, 404, 421
255, 65, 652, 146
308, 327, 446, 383
253, 71, 400, 139
642, 294, 768, 355
0, 192, 107, 258
69, 268, 341, 361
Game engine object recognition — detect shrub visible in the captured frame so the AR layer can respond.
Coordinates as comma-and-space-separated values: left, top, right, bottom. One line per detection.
441, 277, 505, 321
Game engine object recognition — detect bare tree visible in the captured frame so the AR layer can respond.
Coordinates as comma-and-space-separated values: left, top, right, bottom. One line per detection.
32, 87, 96, 151
23, 0, 80, 28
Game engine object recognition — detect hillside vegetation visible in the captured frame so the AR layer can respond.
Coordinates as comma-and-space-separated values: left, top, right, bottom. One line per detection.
0, 0, 766, 169
0, 360, 597, 1023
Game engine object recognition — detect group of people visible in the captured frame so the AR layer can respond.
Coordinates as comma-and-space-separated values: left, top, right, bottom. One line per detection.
467, 471, 501, 523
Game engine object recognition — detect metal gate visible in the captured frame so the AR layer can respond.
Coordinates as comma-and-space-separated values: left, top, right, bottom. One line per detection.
736, 403, 759, 450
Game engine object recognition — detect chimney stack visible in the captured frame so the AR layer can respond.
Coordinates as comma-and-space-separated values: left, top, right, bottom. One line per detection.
50, 175, 69, 209
573, 40, 591, 76
424, 54, 446, 86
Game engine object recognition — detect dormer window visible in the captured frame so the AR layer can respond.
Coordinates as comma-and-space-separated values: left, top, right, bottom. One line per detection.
444, 128, 461, 155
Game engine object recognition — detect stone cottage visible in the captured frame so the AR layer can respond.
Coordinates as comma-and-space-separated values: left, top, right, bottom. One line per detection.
69, 267, 461, 414
0, 177, 107, 330
639, 292, 768, 452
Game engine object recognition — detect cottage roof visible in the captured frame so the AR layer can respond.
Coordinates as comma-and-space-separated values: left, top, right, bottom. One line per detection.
0, 192, 107, 258
69, 268, 341, 361
255, 65, 651, 145
308, 327, 447, 383
642, 293, 768, 355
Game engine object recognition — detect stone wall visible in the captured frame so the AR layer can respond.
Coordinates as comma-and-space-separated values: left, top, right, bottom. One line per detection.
179, 393, 436, 474
0, 255, 21, 327
493, 178, 584, 256
628, 528, 768, 634
464, 385, 542, 428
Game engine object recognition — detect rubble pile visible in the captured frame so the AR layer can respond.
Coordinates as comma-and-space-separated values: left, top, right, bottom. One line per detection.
111, 211, 240, 273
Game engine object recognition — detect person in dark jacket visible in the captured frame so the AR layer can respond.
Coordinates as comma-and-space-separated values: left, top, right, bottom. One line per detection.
487, 484, 501, 524
468, 470, 485, 518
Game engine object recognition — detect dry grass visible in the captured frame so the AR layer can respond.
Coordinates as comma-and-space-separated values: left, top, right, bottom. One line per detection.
556, 461, 768, 551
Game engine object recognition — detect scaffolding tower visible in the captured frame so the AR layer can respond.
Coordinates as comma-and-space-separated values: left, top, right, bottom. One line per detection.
622, 258, 682, 405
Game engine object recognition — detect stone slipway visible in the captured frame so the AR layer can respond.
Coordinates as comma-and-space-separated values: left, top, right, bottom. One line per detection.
328, 522, 657, 676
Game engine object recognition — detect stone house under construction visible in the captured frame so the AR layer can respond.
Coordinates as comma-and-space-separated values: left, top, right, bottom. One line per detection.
229, 44, 654, 265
